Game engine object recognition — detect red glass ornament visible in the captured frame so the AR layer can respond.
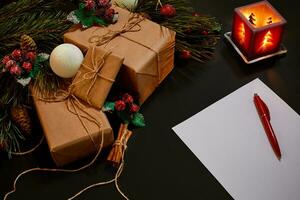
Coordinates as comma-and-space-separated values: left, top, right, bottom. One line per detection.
160, 4, 176, 17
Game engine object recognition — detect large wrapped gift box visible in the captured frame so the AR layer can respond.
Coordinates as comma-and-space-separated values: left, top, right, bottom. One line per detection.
33, 96, 114, 166
64, 6, 176, 104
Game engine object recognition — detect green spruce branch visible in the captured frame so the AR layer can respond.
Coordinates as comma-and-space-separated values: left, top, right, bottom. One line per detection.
33, 62, 68, 97
0, 0, 77, 154
135, 0, 221, 62
0, 107, 25, 156
0, 0, 75, 57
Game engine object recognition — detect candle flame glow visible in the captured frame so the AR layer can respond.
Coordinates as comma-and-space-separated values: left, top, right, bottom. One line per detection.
238, 23, 246, 44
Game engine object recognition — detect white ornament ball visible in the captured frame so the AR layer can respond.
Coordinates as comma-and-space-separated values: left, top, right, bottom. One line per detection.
114, 0, 138, 10
49, 44, 84, 78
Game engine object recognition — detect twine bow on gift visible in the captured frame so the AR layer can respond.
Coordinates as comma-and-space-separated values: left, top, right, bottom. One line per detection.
89, 14, 144, 46
87, 11, 176, 90
71, 46, 115, 107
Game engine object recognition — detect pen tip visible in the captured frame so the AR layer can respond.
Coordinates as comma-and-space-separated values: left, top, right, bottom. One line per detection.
254, 93, 258, 96
277, 155, 282, 161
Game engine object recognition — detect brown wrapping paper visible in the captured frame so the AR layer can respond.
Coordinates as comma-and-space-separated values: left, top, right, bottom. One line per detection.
64, 6, 176, 103
33, 96, 114, 166
71, 46, 124, 109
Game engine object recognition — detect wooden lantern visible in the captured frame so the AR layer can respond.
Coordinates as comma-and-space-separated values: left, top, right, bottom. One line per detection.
232, 1, 286, 60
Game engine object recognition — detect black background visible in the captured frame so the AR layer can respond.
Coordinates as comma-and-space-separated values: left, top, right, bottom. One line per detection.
1, 0, 300, 199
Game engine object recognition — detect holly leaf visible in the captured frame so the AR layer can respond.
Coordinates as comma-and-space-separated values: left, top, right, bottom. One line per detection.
94, 17, 108, 26
74, 3, 108, 28
35, 53, 49, 63
103, 101, 115, 112
28, 63, 41, 78
132, 113, 145, 127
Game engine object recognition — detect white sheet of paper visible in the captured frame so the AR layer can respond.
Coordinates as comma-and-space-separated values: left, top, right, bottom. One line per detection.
173, 78, 300, 200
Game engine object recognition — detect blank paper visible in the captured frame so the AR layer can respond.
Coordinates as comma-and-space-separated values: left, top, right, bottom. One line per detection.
173, 79, 300, 200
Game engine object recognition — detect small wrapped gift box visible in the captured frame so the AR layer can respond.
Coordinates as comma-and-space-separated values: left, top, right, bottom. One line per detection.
71, 46, 124, 109
64, 6, 176, 104
33, 96, 114, 166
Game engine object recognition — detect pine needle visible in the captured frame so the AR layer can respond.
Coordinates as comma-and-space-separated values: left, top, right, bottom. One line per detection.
135, 0, 221, 62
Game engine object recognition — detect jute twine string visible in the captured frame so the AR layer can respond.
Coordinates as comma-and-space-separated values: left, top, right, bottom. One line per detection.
88, 13, 166, 85
4, 47, 129, 200
71, 47, 115, 107
11, 136, 44, 156
89, 14, 144, 47
69, 132, 130, 200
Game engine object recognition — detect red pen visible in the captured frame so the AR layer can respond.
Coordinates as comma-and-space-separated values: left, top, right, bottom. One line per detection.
253, 93, 282, 160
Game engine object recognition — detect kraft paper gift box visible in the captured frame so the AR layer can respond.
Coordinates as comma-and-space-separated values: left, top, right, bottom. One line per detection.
64, 6, 176, 104
33, 96, 114, 166
71, 46, 124, 109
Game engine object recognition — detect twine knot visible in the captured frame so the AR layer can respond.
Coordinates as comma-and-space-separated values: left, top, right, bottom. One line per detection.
89, 14, 144, 46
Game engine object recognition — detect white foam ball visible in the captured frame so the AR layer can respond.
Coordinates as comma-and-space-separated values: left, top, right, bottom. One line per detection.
50, 44, 84, 78
114, 0, 138, 10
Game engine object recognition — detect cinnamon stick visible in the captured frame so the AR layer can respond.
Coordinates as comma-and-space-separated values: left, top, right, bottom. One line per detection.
107, 123, 132, 167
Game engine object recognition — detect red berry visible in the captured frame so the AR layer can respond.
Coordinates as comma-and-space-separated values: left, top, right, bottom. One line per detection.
180, 50, 192, 60
5, 60, 15, 70
11, 49, 22, 59
122, 93, 134, 104
26, 51, 36, 61
115, 100, 126, 111
2, 55, 11, 65
22, 62, 32, 72
192, 12, 200, 17
104, 8, 115, 21
98, 0, 111, 8
201, 30, 208, 35
160, 4, 176, 18
85, 0, 96, 10
10, 65, 22, 76
130, 104, 140, 113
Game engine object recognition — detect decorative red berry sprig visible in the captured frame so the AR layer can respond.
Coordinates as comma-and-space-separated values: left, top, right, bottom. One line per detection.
69, 0, 118, 28
0, 35, 49, 86
103, 93, 145, 127
104, 93, 145, 167
2, 49, 35, 77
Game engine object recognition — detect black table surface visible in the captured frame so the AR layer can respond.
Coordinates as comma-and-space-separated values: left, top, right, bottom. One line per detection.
1, 0, 300, 199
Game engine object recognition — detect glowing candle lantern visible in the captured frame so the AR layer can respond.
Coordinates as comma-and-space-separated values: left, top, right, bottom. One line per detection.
232, 1, 286, 60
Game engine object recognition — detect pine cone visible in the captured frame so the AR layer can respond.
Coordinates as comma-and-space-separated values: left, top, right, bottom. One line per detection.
0, 140, 7, 152
10, 106, 32, 137
20, 34, 37, 52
